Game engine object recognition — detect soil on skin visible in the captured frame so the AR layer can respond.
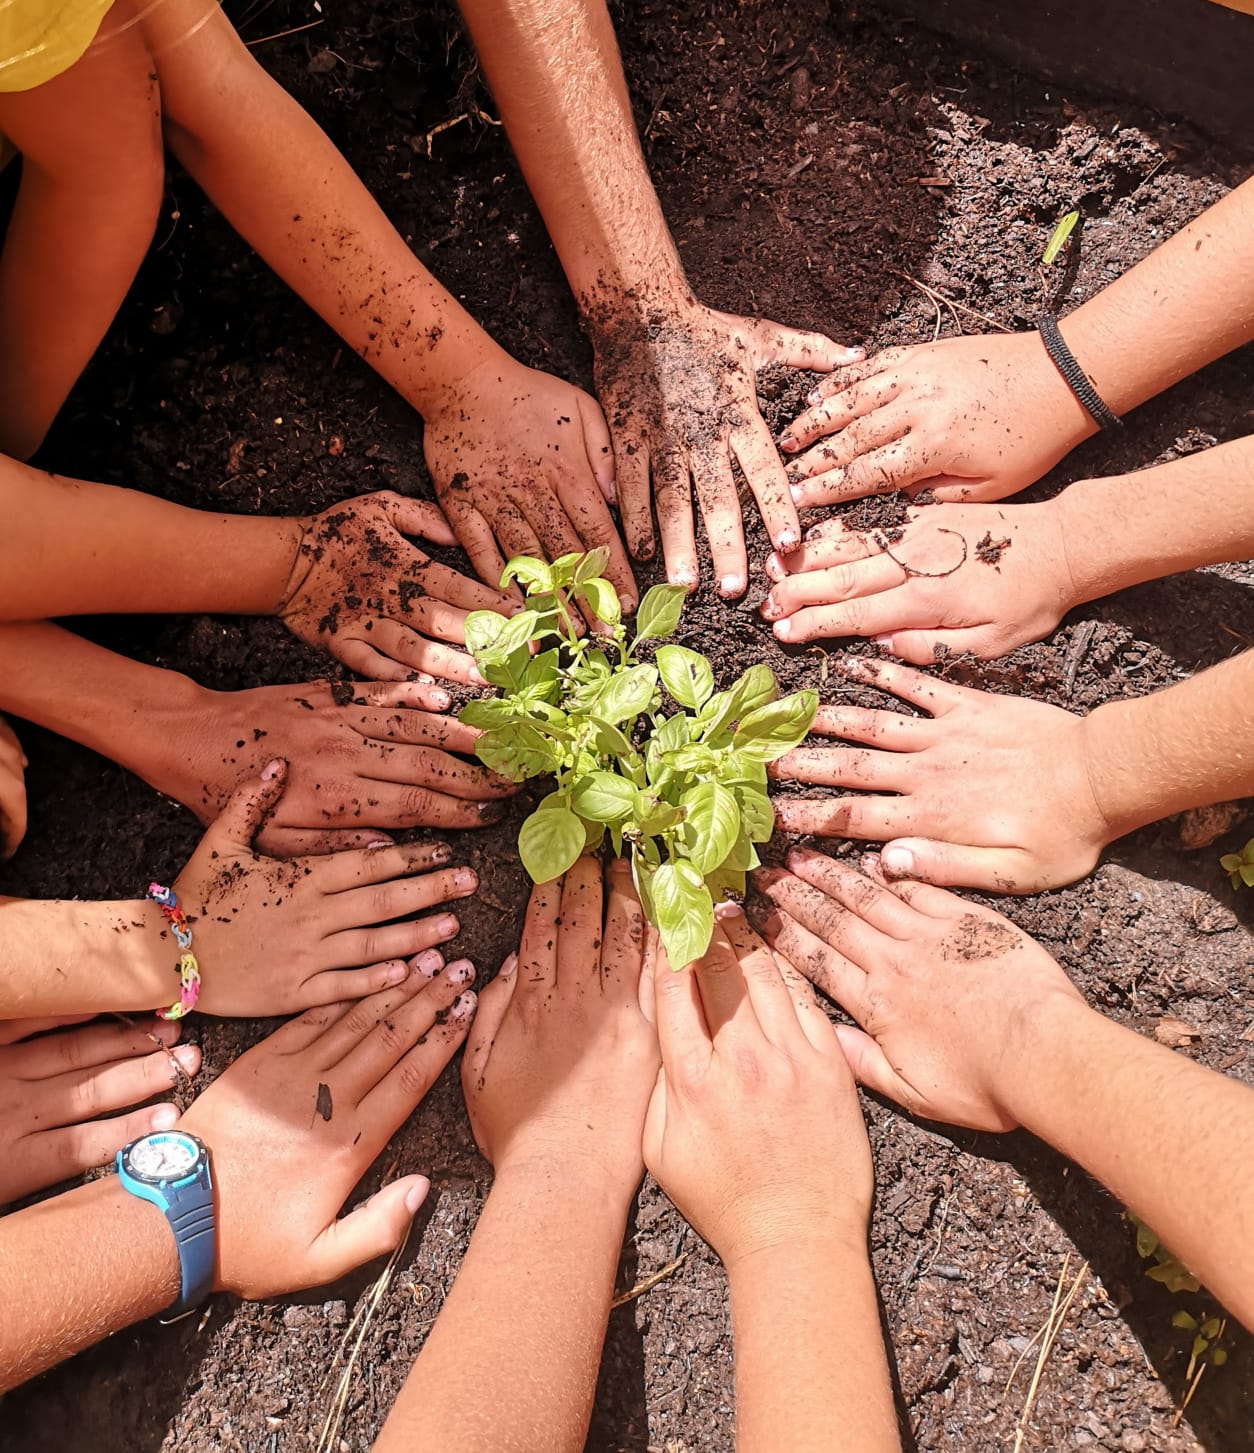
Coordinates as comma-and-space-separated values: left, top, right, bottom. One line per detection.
2, 1, 1253, 1449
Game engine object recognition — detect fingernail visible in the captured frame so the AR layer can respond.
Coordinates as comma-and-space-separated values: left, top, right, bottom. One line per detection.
446, 958, 475, 987
172, 1044, 199, 1070
151, 1104, 179, 1131
151, 1019, 181, 1045
804, 523, 826, 542
776, 530, 799, 553
620, 594, 638, 613
760, 595, 779, 620
413, 948, 445, 978
860, 852, 882, 875
261, 758, 286, 781
451, 989, 477, 1021
779, 435, 798, 452
806, 389, 822, 405
773, 620, 791, 640
404, 1178, 431, 1214
477, 800, 505, 824
471, 667, 490, 687
719, 573, 745, 598
453, 867, 478, 892
499, 951, 518, 977
789, 484, 804, 504
429, 689, 451, 710
385, 960, 409, 984
881, 846, 915, 876
871, 634, 892, 648
786, 846, 817, 869
367, 838, 393, 850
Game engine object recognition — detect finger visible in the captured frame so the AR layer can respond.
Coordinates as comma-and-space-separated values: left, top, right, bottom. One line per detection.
637, 923, 660, 1024
556, 856, 604, 990
435, 480, 510, 590
732, 419, 802, 555
794, 437, 946, 506
299, 953, 443, 1065
354, 620, 482, 686
613, 430, 654, 561
857, 851, 976, 919
39, 1043, 201, 1129
766, 743, 908, 793
517, 479, 587, 566
518, 876, 563, 993
769, 948, 837, 1054
874, 625, 1007, 665
258, 826, 400, 857
783, 702, 931, 752
309, 1174, 431, 1285
324, 863, 477, 938
398, 596, 481, 646
577, 388, 617, 501
880, 838, 1041, 895
206, 759, 287, 849
557, 467, 639, 612
352, 707, 478, 754
652, 934, 713, 1083
364, 987, 476, 1125
6, 1101, 183, 1203
755, 865, 892, 961
321, 840, 454, 893
805, 350, 907, 401
779, 375, 902, 452
785, 846, 925, 938
344, 778, 508, 830
411, 559, 515, 615
749, 884, 868, 1017
600, 859, 645, 1007
832, 1023, 914, 1107
296, 955, 449, 1009
691, 444, 748, 598
691, 921, 756, 1041
834, 654, 965, 714
384, 493, 458, 547
357, 746, 514, 801
461, 952, 518, 1096
0, 1014, 96, 1045
0, 776, 27, 861
716, 904, 808, 1052
653, 448, 699, 591
764, 533, 879, 580
760, 553, 903, 620
11, 1016, 183, 1076
321, 909, 467, 969
482, 494, 547, 564
785, 408, 912, 483
756, 321, 863, 372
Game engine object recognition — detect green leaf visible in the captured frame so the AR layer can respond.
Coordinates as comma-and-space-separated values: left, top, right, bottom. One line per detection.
458, 696, 516, 730
1212, 1347, 1229, 1366
1241, 863, 1254, 888
636, 797, 685, 836
656, 644, 715, 710
633, 582, 688, 642
1042, 209, 1080, 267
595, 663, 658, 725
704, 864, 747, 902
500, 555, 553, 594
652, 861, 715, 969
700, 662, 779, 742
653, 713, 691, 755
549, 553, 584, 589
729, 781, 776, 841
479, 644, 530, 692
732, 689, 819, 761
1200, 1317, 1222, 1340
610, 822, 624, 858
518, 805, 586, 883
524, 648, 561, 689
465, 609, 543, 664
681, 781, 741, 875
571, 770, 638, 823
1135, 1224, 1159, 1259
474, 721, 558, 780
1172, 1310, 1199, 1331
574, 547, 611, 584
583, 819, 606, 853
576, 575, 621, 625
725, 829, 760, 872
631, 852, 656, 923
667, 743, 716, 775
591, 716, 634, 757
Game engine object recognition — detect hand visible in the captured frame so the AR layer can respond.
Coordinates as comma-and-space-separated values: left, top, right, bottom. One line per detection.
643, 906, 872, 1268
462, 857, 658, 1198
759, 499, 1074, 661
179, 958, 476, 1298
0, 714, 26, 860
0, 1016, 199, 1203
590, 295, 862, 596
767, 656, 1111, 893
753, 848, 1086, 1131
779, 332, 1092, 507
277, 491, 515, 683
424, 354, 639, 611
152, 677, 513, 855
173, 761, 479, 1015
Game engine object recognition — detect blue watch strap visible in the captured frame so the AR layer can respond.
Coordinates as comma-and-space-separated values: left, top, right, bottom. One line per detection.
116, 1145, 216, 1318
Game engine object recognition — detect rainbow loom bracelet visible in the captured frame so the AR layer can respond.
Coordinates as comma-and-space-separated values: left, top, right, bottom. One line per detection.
147, 883, 201, 1020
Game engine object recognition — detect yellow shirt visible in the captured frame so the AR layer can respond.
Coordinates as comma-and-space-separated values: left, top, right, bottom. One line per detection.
0, 0, 116, 92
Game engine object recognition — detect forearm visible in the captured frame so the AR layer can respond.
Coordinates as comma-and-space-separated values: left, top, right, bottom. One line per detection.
0, 895, 172, 1016
457, 0, 689, 309
1058, 176, 1254, 417
377, 1162, 630, 1452
1081, 649, 1254, 837
0, 1176, 178, 1391
0, 458, 298, 619
728, 1237, 899, 1453
1005, 996, 1254, 1327
1056, 436, 1254, 605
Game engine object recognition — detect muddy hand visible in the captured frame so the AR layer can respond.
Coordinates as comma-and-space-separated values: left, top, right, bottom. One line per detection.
277, 491, 514, 684
425, 355, 637, 611
590, 295, 862, 597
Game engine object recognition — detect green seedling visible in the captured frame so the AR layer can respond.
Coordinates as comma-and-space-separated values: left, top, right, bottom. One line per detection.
1219, 836, 1254, 890
458, 548, 818, 969
1130, 1216, 1232, 1378
1042, 209, 1080, 266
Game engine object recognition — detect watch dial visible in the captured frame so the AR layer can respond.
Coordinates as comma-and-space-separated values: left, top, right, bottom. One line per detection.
127, 1131, 200, 1182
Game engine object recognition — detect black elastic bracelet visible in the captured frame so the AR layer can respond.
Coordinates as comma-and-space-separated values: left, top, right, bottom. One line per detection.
1037, 313, 1122, 431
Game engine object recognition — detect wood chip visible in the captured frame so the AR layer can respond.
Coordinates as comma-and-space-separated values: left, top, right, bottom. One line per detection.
1155, 1016, 1203, 1047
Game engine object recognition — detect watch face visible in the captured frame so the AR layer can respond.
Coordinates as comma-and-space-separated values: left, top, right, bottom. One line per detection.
125, 1131, 202, 1183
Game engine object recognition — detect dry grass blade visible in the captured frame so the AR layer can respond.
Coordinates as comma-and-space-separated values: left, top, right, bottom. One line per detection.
893, 270, 1013, 335
1010, 1255, 1089, 1452
610, 1253, 688, 1309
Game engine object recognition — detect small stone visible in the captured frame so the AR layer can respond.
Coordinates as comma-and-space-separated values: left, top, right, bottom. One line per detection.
1120, 1433, 1148, 1453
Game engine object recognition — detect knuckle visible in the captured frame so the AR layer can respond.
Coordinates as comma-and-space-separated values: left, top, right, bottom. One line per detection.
343, 1002, 380, 1038
397, 1057, 438, 1099
401, 787, 436, 820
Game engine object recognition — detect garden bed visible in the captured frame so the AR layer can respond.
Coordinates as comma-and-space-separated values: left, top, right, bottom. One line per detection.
2, 1, 1252, 1448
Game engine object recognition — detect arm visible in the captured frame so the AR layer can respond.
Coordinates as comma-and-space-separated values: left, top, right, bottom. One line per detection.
0, 622, 510, 854
644, 909, 898, 1452
761, 434, 1254, 661
0, 959, 475, 1392
456, 0, 858, 594
377, 859, 659, 1452
756, 850, 1254, 1327
780, 177, 1254, 505
768, 652, 1254, 893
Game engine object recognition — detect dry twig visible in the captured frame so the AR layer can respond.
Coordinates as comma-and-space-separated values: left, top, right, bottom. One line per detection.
610, 1253, 688, 1309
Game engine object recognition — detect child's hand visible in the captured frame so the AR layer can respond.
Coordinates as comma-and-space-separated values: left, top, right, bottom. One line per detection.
760, 499, 1073, 661
779, 332, 1092, 506
150, 678, 513, 855
424, 358, 638, 611
179, 962, 475, 1299
461, 857, 658, 1199
753, 849, 1085, 1132
643, 906, 872, 1269
766, 655, 1111, 893
0, 715, 27, 860
172, 761, 479, 1016
0, 1016, 199, 1204
277, 492, 515, 684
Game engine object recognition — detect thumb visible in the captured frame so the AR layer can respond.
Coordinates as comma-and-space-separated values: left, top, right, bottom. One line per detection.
385, 492, 458, 547
881, 837, 1028, 893
460, 954, 518, 1100
207, 759, 288, 849
832, 1023, 911, 1107
310, 1175, 430, 1283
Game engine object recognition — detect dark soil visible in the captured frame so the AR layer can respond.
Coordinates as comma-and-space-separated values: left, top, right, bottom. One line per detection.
2, 2, 1253, 1450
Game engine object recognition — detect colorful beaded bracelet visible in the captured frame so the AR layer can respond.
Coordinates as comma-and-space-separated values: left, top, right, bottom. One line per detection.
147, 882, 201, 1021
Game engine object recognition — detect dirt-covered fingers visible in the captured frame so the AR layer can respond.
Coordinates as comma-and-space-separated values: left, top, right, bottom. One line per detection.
790, 702, 932, 753
335, 620, 482, 685
759, 552, 903, 622
322, 864, 478, 944
7, 1016, 183, 1076
790, 436, 945, 507
380, 492, 459, 548
3, 1101, 186, 1204
434, 479, 510, 590
857, 851, 985, 918
345, 680, 456, 715
753, 864, 903, 963
653, 447, 700, 590
318, 896, 469, 969
783, 846, 925, 938
318, 840, 455, 892
518, 876, 563, 991
764, 532, 880, 581
555, 856, 605, 988
833, 654, 965, 715
800, 349, 910, 405
553, 466, 638, 611
691, 443, 749, 597
339, 776, 508, 830
732, 421, 803, 557
600, 859, 646, 1002
715, 904, 811, 1052
751, 319, 862, 373
766, 740, 910, 793
611, 426, 655, 561
771, 793, 916, 841
480, 494, 547, 565
786, 407, 913, 484
879, 837, 1043, 894
409, 558, 516, 617
748, 881, 868, 1016
0, 714, 27, 860
363, 745, 514, 801
691, 921, 754, 1041
779, 373, 903, 453
352, 704, 480, 755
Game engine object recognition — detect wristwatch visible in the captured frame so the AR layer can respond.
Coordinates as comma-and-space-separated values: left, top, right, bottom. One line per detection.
116, 1130, 216, 1319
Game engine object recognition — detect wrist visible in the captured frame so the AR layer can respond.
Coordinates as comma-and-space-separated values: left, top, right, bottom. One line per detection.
402, 323, 516, 418
725, 1219, 871, 1286
1076, 696, 1167, 844
491, 1145, 640, 1217
718, 1195, 870, 1276
994, 990, 1107, 1136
